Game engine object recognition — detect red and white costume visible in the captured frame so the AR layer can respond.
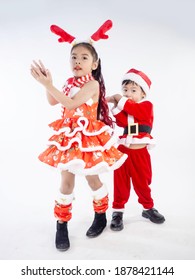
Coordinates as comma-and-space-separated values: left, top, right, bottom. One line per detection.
41, 20, 121, 223
38, 74, 127, 175
38, 73, 127, 221
112, 97, 155, 148
111, 69, 155, 210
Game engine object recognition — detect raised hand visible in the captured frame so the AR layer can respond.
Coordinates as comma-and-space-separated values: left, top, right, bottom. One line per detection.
30, 60, 52, 87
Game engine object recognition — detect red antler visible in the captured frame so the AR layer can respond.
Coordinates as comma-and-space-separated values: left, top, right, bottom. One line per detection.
90, 20, 113, 41
50, 25, 75, 43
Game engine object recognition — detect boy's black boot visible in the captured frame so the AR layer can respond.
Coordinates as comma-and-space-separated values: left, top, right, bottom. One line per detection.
110, 211, 124, 231
55, 221, 70, 251
142, 208, 165, 224
86, 212, 107, 238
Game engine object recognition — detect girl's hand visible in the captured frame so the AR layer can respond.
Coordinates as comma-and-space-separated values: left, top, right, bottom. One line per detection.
106, 94, 122, 107
106, 96, 115, 103
106, 95, 117, 108
30, 60, 53, 87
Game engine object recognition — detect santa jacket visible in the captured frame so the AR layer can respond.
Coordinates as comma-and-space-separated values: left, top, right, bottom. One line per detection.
111, 96, 155, 148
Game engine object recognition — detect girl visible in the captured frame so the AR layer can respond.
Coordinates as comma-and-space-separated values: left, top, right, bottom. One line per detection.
30, 42, 127, 251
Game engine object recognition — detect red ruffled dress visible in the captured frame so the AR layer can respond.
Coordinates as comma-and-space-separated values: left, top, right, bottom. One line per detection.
38, 74, 127, 175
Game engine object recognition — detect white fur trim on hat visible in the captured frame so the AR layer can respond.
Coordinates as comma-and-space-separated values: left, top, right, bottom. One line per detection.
122, 68, 151, 95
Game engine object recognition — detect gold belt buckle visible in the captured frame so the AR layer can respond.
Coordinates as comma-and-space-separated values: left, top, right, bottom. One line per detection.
128, 123, 139, 136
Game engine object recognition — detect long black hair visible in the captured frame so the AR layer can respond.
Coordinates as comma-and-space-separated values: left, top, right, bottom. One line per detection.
71, 42, 113, 127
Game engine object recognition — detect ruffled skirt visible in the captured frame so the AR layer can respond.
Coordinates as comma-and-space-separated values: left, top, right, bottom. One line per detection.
38, 117, 127, 175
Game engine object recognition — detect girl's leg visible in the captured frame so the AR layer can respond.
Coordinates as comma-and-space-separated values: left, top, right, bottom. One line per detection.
85, 175, 108, 237
55, 170, 75, 251
55, 170, 75, 222
60, 169, 75, 194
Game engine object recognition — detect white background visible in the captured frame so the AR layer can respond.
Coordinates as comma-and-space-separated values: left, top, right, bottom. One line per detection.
0, 0, 195, 264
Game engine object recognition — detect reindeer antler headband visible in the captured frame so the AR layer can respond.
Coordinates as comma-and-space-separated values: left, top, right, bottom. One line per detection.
50, 19, 113, 45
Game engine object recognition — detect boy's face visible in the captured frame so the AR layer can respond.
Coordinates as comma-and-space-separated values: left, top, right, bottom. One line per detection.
122, 82, 146, 102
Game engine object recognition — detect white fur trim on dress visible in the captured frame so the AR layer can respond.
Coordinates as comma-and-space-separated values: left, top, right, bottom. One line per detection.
47, 132, 116, 152
47, 115, 116, 152
49, 116, 113, 137
57, 153, 128, 175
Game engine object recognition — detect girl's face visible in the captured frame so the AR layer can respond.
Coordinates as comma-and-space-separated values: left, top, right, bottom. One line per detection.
70, 45, 98, 78
122, 82, 146, 102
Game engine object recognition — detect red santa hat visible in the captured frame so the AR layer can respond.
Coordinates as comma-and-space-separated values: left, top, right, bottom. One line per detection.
122, 68, 151, 95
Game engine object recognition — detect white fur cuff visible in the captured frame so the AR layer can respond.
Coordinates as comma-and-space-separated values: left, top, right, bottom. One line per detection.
56, 192, 74, 205
92, 184, 108, 200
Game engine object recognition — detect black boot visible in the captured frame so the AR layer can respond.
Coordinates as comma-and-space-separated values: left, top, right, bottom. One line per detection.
55, 221, 70, 251
86, 212, 107, 238
142, 208, 165, 224
110, 211, 124, 231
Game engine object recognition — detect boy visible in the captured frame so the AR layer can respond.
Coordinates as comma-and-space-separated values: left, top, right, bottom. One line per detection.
107, 68, 165, 231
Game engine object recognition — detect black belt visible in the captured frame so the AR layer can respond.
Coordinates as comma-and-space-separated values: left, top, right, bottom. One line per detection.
123, 124, 152, 136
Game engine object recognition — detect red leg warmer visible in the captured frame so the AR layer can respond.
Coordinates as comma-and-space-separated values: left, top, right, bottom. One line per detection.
93, 195, 109, 213
54, 201, 72, 222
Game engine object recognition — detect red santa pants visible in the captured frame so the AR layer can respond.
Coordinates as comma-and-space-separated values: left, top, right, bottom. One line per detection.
113, 145, 154, 210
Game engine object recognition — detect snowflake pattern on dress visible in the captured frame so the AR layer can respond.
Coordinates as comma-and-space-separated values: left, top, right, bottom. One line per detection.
38, 74, 127, 175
